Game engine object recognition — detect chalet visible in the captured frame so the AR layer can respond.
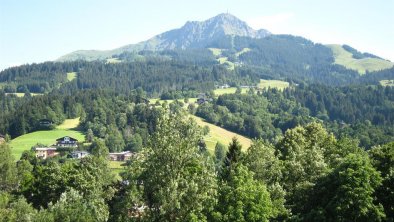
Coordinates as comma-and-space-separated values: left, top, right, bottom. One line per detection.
70, 151, 89, 159
0, 134, 5, 144
108, 151, 134, 161
34, 147, 58, 159
56, 136, 78, 147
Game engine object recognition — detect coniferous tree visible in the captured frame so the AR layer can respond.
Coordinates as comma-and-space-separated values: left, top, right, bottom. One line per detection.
0, 143, 17, 192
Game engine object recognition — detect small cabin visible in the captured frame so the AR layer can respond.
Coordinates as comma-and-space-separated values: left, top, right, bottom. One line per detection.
56, 136, 78, 147
34, 147, 58, 159
70, 151, 89, 159
108, 151, 134, 161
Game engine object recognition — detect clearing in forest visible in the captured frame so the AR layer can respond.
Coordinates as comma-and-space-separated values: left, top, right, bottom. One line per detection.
9, 118, 84, 159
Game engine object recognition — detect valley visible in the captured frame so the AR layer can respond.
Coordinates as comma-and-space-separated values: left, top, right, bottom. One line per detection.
0, 11, 393, 222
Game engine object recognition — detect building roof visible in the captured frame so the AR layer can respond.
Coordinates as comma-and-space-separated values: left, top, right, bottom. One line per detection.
34, 147, 57, 151
56, 136, 78, 142
71, 151, 89, 154
109, 151, 132, 155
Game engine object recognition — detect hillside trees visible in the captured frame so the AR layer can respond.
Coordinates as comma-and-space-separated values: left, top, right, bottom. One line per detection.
303, 153, 385, 221
369, 142, 394, 220
214, 138, 273, 222
244, 140, 287, 218
0, 143, 17, 192
123, 110, 218, 221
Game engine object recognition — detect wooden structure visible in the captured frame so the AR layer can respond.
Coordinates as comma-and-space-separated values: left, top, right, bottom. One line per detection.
108, 151, 134, 161
56, 136, 78, 147
34, 147, 58, 159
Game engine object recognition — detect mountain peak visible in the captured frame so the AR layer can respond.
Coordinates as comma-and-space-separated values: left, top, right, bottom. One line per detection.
58, 13, 271, 61
210, 13, 244, 22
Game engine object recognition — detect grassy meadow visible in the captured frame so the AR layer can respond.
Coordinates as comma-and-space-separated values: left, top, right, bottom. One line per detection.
213, 87, 248, 95
9, 118, 84, 159
327, 44, 393, 74
66, 72, 77, 81
191, 115, 251, 152
257, 79, 290, 91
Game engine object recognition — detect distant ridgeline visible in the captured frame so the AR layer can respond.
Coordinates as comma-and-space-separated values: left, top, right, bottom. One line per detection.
0, 42, 393, 95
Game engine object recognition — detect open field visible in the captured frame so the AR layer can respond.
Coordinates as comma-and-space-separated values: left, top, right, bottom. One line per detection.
106, 58, 122, 64
217, 57, 235, 70
235, 48, 251, 57
208, 48, 223, 56
380, 80, 394, 87
9, 118, 84, 159
57, 117, 80, 129
257, 79, 290, 91
191, 115, 251, 152
327, 44, 393, 74
5, 93, 43, 97
66, 72, 77, 81
213, 87, 248, 95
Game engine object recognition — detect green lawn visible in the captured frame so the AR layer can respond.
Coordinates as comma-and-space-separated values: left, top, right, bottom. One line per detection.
66, 72, 77, 81
327, 44, 393, 74
257, 79, 290, 91
9, 118, 84, 160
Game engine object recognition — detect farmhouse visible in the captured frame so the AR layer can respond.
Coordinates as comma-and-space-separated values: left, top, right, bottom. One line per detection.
70, 151, 89, 159
109, 151, 134, 161
34, 147, 58, 159
56, 136, 78, 147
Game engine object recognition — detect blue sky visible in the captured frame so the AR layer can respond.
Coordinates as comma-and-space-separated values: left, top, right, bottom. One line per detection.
1, 0, 393, 70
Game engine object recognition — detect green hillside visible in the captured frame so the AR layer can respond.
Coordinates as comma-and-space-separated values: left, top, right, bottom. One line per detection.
9, 118, 84, 159
191, 115, 251, 152
327, 44, 393, 74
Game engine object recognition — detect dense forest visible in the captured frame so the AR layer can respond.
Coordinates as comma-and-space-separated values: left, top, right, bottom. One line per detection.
195, 85, 394, 148
1, 107, 393, 221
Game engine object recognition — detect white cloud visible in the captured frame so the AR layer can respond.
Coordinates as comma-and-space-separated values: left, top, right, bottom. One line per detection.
247, 12, 294, 32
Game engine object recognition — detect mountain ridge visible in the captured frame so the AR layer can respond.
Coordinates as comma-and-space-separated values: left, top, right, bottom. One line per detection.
57, 13, 270, 61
